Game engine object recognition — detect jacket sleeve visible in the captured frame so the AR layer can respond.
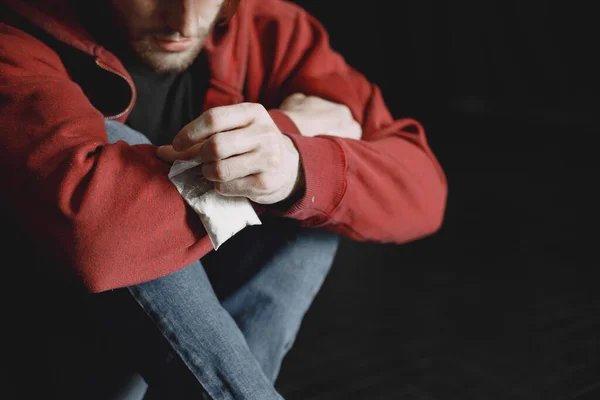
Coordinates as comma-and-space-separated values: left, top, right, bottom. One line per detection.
263, 5, 448, 243
0, 24, 213, 293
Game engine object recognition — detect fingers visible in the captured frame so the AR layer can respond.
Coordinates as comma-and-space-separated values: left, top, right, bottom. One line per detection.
158, 124, 264, 164
201, 151, 264, 182
214, 174, 275, 202
198, 127, 263, 163
156, 142, 205, 164
173, 102, 265, 151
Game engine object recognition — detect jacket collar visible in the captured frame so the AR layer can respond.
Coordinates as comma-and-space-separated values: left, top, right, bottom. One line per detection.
1, 0, 249, 102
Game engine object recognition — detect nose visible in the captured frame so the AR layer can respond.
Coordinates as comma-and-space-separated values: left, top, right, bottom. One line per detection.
163, 0, 199, 38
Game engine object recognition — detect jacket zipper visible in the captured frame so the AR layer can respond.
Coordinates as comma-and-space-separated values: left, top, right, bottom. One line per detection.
95, 59, 135, 120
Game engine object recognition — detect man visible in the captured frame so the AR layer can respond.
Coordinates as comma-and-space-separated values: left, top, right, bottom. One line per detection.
0, 0, 447, 398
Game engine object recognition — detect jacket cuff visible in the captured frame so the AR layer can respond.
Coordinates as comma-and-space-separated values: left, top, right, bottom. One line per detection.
269, 109, 301, 135
268, 109, 347, 225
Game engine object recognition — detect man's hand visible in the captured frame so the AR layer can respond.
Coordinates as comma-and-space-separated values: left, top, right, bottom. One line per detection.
156, 103, 303, 205
279, 93, 363, 140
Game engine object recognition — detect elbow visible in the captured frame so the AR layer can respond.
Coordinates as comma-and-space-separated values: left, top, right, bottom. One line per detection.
39, 226, 121, 293
79, 272, 114, 294
73, 257, 119, 294
421, 174, 448, 237
425, 200, 446, 236
405, 164, 447, 240
69, 238, 130, 294
68, 227, 192, 294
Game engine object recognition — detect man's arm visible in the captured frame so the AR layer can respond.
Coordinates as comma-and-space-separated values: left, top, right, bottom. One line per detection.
258, 1, 448, 243
278, 93, 363, 140
0, 24, 213, 292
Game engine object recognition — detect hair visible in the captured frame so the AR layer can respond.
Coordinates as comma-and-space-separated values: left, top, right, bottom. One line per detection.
219, 0, 241, 24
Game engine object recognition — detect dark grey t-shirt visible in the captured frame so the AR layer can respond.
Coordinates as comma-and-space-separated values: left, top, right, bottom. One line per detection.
124, 53, 210, 146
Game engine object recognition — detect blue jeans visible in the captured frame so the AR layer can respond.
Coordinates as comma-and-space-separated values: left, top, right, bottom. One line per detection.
102, 121, 340, 399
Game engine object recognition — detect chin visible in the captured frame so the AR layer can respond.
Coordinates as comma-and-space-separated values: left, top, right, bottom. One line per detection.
141, 51, 200, 74
132, 39, 204, 74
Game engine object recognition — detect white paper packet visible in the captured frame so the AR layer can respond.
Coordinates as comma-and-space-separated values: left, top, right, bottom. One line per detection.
167, 157, 261, 250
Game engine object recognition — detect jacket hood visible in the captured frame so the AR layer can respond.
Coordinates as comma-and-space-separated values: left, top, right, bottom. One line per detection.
1, 0, 99, 55
0, 0, 249, 99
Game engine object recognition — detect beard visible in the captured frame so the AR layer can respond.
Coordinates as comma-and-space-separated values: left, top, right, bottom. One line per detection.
128, 32, 207, 74
78, 1, 224, 74
86, 1, 222, 75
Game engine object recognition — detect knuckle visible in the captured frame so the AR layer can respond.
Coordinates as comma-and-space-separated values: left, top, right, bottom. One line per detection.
251, 194, 267, 204
208, 135, 225, 159
213, 161, 231, 181
256, 174, 273, 192
203, 109, 218, 129
246, 102, 266, 117
253, 102, 266, 112
290, 93, 306, 102
281, 93, 304, 109
264, 151, 281, 169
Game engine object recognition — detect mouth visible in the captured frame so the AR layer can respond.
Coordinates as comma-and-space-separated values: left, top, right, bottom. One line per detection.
154, 37, 195, 52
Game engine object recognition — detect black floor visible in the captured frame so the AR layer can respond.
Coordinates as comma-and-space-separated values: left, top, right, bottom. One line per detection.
4, 112, 597, 400
275, 113, 600, 399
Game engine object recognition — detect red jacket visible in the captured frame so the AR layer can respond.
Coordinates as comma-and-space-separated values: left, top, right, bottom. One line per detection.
0, 0, 447, 292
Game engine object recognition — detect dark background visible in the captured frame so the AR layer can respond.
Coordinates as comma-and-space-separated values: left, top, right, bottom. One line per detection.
275, 1, 600, 399
4, 1, 599, 399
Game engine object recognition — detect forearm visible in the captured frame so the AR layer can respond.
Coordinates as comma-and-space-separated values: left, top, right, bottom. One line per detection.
269, 112, 447, 243
1, 91, 213, 292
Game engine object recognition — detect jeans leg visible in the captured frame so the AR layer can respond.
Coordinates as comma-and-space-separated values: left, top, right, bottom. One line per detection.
203, 215, 340, 382
128, 262, 284, 400
104, 121, 283, 399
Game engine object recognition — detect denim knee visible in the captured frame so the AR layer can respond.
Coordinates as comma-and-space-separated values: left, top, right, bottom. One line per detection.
105, 120, 152, 146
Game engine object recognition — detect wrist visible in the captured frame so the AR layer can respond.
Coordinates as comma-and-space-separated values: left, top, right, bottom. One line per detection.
271, 136, 305, 210
290, 155, 306, 200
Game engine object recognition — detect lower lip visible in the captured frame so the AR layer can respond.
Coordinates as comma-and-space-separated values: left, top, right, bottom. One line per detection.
155, 38, 194, 52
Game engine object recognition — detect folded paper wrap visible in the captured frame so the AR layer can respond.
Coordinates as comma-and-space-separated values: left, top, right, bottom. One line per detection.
168, 157, 261, 250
